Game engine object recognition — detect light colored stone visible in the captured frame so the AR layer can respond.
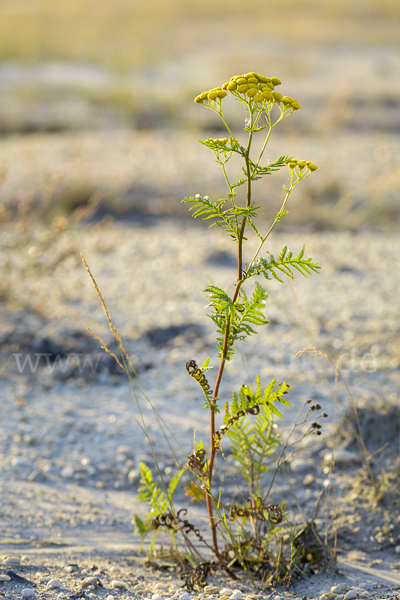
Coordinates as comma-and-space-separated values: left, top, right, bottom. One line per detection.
111, 580, 127, 589
230, 591, 243, 600
155, 583, 169, 591
0, 574, 11, 581
110, 566, 120, 574
220, 591, 234, 597
331, 585, 351, 594
47, 579, 62, 589
39, 576, 52, 583
290, 458, 315, 473
205, 586, 219, 594
22, 590, 35, 598
395, 545, 400, 554
4, 556, 21, 565
320, 594, 335, 599
106, 596, 115, 600
324, 450, 359, 465
179, 594, 191, 600
152, 595, 163, 600
60, 465, 75, 478
343, 591, 357, 600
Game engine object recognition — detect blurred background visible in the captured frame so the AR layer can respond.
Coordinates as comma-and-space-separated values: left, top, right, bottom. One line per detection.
0, 0, 399, 230
0, 0, 400, 510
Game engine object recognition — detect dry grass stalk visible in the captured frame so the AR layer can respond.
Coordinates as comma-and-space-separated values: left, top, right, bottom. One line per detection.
80, 252, 137, 377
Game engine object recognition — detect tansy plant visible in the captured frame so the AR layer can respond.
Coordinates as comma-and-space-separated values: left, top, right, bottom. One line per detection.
83, 71, 327, 587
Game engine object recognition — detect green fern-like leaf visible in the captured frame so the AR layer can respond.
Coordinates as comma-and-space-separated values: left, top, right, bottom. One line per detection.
248, 245, 321, 282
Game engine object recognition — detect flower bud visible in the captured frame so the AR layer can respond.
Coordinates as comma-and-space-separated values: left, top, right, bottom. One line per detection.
272, 92, 283, 102
297, 161, 307, 169
200, 91, 209, 100
308, 163, 318, 171
270, 77, 281, 85
267, 82, 275, 90
247, 82, 258, 89
207, 91, 219, 100
236, 77, 247, 85
246, 88, 258, 97
237, 84, 249, 93
247, 77, 259, 84
291, 99, 301, 110
219, 138, 229, 144
217, 90, 227, 99
222, 82, 229, 90
258, 75, 268, 83
194, 95, 203, 104
288, 162, 297, 169
262, 90, 274, 101
254, 93, 264, 103
227, 82, 237, 91
282, 96, 293, 104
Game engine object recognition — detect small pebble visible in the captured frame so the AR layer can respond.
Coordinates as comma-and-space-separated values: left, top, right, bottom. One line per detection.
205, 587, 219, 594
0, 574, 11, 581
47, 579, 62, 589
230, 592, 242, 600
331, 585, 351, 594
320, 594, 335, 599
21, 590, 35, 598
39, 576, 52, 583
4, 556, 21, 565
152, 595, 163, 600
111, 580, 127, 589
290, 458, 315, 473
344, 591, 357, 600
155, 583, 169, 591
395, 545, 400, 554
220, 591, 234, 597
110, 566, 120, 574
106, 596, 114, 600
179, 594, 191, 600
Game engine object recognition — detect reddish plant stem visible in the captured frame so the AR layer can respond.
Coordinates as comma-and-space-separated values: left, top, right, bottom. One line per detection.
206, 132, 254, 562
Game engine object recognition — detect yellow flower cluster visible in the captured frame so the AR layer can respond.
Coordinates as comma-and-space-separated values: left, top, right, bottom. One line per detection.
194, 72, 301, 110
287, 159, 318, 171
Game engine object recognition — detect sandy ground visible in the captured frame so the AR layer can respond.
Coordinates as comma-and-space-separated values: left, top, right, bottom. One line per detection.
1, 209, 400, 598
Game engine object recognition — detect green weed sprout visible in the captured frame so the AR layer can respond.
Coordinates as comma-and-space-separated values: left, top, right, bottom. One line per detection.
85, 71, 325, 585
179, 72, 321, 567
